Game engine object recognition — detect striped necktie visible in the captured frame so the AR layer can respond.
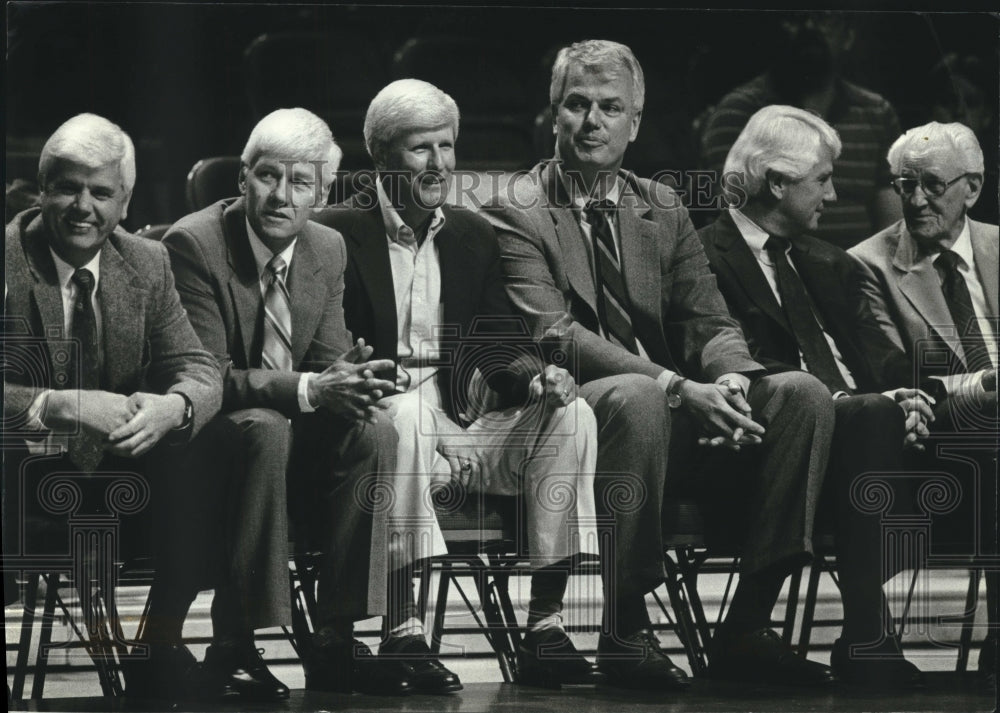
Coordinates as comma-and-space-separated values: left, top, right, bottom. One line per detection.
585, 199, 638, 354
262, 254, 293, 371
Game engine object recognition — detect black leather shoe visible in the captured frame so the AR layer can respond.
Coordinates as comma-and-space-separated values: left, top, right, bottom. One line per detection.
831, 635, 924, 688
517, 628, 603, 688
305, 639, 412, 696
202, 641, 289, 701
710, 628, 836, 687
978, 633, 997, 684
596, 628, 690, 690
379, 635, 463, 694
122, 643, 199, 700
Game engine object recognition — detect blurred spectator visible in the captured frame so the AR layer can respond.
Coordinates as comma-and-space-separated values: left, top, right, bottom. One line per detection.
6, 179, 40, 224
700, 12, 903, 249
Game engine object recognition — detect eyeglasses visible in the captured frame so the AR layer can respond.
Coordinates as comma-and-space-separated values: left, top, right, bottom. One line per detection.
890, 173, 969, 198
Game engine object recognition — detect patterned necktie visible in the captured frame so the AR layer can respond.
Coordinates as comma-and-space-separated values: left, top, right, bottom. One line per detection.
936, 249, 993, 372
765, 236, 851, 394
585, 200, 638, 354
262, 254, 293, 371
69, 268, 104, 471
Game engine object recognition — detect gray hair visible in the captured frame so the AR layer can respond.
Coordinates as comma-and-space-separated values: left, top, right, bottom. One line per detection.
724, 104, 842, 198
886, 121, 984, 175
241, 108, 343, 189
38, 113, 136, 194
364, 79, 460, 169
549, 40, 645, 113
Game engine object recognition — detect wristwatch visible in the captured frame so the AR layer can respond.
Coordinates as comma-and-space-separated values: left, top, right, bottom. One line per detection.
666, 376, 687, 409
173, 394, 194, 431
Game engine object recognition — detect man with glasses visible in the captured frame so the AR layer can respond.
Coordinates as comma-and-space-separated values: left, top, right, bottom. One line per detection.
851, 121, 998, 684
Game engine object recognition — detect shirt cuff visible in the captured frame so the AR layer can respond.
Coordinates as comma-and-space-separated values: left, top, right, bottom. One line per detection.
298, 372, 317, 413
26, 389, 52, 430
656, 369, 678, 392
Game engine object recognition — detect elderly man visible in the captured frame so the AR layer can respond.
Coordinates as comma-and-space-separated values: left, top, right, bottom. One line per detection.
160, 108, 399, 698
485, 40, 838, 689
317, 79, 599, 693
850, 121, 998, 683
3, 113, 221, 691
699, 104, 936, 687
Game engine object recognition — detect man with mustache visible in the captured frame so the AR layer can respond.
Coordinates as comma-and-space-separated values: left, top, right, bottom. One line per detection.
700, 104, 934, 687
850, 121, 998, 684
485, 40, 837, 690
159, 108, 398, 699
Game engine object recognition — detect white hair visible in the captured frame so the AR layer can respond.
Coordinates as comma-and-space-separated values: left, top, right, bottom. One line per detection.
241, 108, 343, 189
39, 113, 136, 194
724, 104, 842, 197
886, 121, 984, 175
364, 79, 460, 169
550, 40, 645, 113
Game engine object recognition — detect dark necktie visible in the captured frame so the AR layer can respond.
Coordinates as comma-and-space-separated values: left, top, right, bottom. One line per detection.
765, 236, 850, 394
261, 254, 293, 371
585, 200, 638, 354
936, 249, 993, 372
69, 268, 104, 471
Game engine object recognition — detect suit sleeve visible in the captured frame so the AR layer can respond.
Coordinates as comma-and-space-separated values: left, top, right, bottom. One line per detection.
300, 233, 352, 370
485, 197, 666, 384
847, 250, 908, 353
145, 241, 223, 438
163, 225, 302, 417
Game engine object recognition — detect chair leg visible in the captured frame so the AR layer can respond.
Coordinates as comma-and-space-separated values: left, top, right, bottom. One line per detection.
678, 550, 715, 660
429, 561, 452, 655
12, 573, 40, 701
664, 553, 707, 676
956, 568, 982, 672
797, 559, 824, 655
31, 573, 60, 700
490, 569, 521, 678
782, 568, 802, 645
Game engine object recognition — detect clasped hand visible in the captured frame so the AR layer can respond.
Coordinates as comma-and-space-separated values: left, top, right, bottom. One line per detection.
682, 378, 765, 451
887, 387, 936, 451
528, 364, 577, 409
308, 339, 396, 422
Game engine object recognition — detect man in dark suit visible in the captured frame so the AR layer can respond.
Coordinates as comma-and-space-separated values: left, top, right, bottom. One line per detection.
160, 108, 399, 698
850, 121, 998, 683
699, 104, 935, 686
484, 40, 837, 689
3, 113, 222, 691
317, 79, 600, 693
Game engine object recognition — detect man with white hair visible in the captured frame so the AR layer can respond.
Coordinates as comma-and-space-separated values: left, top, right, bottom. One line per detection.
486, 40, 838, 689
850, 121, 998, 683
3, 113, 221, 692
699, 104, 936, 687
160, 108, 399, 699
317, 78, 599, 693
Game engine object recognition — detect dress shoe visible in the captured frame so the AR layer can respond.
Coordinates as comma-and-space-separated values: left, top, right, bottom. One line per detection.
978, 633, 997, 684
305, 639, 412, 696
517, 628, 603, 688
830, 635, 924, 688
122, 643, 199, 700
596, 628, 690, 690
202, 641, 289, 701
379, 634, 463, 694
709, 627, 836, 687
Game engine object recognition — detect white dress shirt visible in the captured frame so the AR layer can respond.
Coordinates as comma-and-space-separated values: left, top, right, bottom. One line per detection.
729, 208, 857, 392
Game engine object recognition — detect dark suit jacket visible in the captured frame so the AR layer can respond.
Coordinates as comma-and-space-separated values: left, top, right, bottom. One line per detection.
163, 198, 352, 417
315, 189, 532, 423
699, 210, 913, 393
483, 160, 762, 384
4, 208, 221, 437
850, 218, 999, 388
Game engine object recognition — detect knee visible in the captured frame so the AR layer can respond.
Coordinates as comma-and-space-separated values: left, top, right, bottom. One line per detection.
765, 371, 833, 415
590, 374, 668, 430
847, 392, 906, 436
227, 407, 291, 447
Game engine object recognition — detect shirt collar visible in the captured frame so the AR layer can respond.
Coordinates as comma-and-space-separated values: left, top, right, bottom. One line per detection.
944, 218, 974, 269
376, 176, 446, 245
556, 162, 622, 212
729, 208, 781, 262
50, 246, 101, 293
246, 218, 297, 281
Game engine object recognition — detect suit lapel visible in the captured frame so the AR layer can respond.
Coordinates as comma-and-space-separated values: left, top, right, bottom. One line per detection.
616, 177, 662, 324
345, 192, 398, 352
970, 220, 999, 318
892, 225, 964, 359
22, 219, 74, 386
543, 163, 599, 318
98, 235, 145, 390
437, 209, 477, 327
287, 229, 325, 365
223, 200, 263, 365
712, 212, 791, 333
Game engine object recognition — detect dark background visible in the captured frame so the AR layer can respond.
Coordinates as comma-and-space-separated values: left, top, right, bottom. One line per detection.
6, 3, 999, 230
